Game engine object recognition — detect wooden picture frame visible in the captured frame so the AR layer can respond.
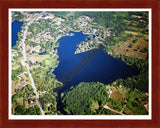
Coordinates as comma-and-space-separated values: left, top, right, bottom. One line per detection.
0, 0, 160, 128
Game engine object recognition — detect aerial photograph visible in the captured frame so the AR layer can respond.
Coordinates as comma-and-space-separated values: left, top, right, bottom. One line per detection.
10, 9, 150, 117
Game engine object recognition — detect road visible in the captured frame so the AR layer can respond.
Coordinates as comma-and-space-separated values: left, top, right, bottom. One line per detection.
103, 105, 125, 115
21, 12, 45, 115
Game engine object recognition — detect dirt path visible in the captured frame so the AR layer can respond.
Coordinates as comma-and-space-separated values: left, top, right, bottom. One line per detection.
120, 104, 126, 113
103, 105, 125, 115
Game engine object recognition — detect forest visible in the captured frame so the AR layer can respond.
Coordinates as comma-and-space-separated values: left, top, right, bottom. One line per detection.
61, 81, 148, 115
61, 82, 108, 115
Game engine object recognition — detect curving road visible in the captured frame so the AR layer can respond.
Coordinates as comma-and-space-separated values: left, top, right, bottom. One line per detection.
103, 105, 125, 115
21, 13, 45, 115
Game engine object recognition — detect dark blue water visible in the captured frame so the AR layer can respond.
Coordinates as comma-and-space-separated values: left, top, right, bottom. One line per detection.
29, 11, 42, 14
12, 21, 23, 47
54, 31, 139, 92
39, 51, 46, 55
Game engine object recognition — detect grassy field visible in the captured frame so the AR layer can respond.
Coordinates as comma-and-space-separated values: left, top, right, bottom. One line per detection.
111, 33, 148, 59
92, 101, 99, 112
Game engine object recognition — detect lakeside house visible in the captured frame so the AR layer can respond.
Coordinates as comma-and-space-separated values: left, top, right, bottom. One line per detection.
108, 89, 112, 98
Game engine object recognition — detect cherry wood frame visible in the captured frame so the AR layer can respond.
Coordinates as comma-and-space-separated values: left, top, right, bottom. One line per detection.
0, 0, 160, 128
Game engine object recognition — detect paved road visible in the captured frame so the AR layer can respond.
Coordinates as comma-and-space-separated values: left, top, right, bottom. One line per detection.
21, 13, 45, 115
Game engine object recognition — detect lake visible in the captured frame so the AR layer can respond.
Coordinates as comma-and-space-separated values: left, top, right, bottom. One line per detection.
29, 11, 42, 14
53, 31, 139, 92
12, 21, 23, 47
